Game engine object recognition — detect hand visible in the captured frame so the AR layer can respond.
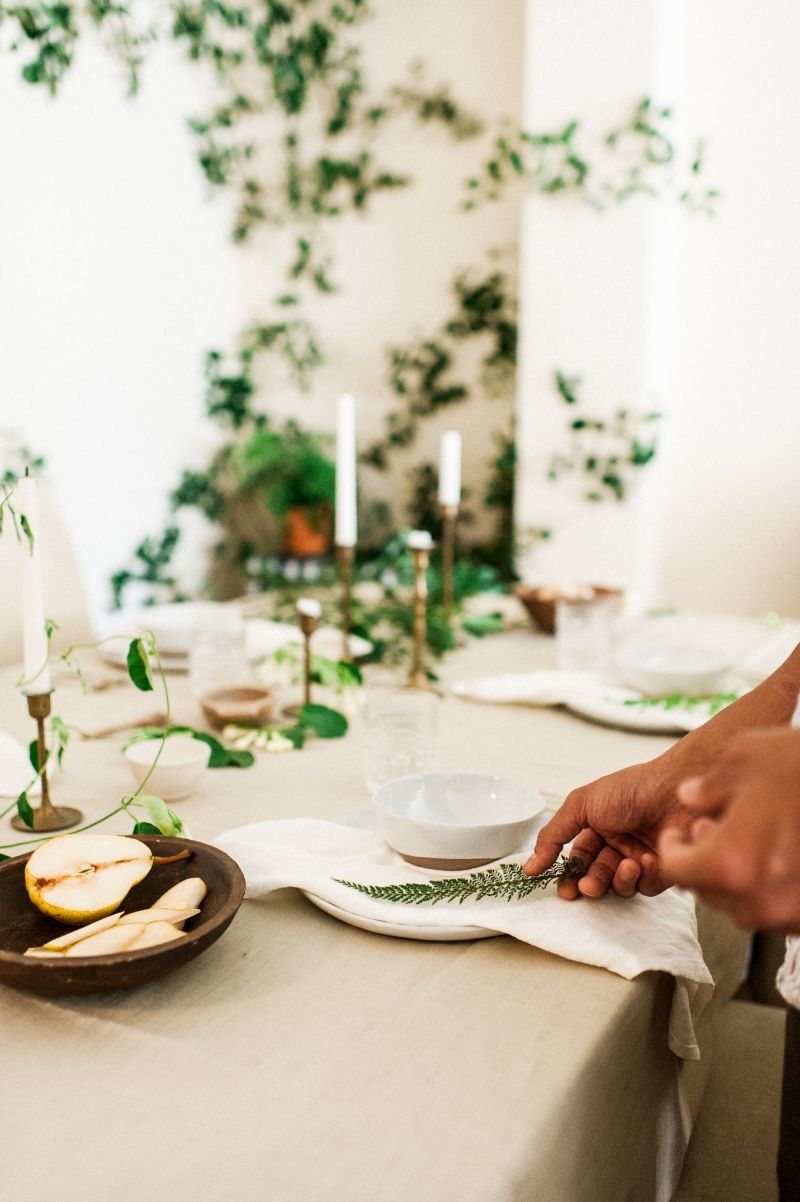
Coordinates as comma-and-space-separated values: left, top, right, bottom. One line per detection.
658, 728, 800, 932
523, 760, 684, 899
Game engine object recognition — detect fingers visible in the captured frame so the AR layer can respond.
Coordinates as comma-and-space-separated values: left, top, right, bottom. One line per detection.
523, 792, 586, 876
657, 826, 729, 893
611, 858, 641, 899
578, 846, 624, 898
636, 851, 667, 896
557, 829, 605, 900
676, 776, 729, 816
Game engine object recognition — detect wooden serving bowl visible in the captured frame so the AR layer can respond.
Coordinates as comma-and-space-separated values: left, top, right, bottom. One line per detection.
199, 685, 274, 731
0, 836, 245, 997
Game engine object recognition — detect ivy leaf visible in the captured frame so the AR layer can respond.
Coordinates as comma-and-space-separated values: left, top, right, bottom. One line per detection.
299, 703, 348, 739
127, 638, 154, 692
19, 513, 34, 553
0, 853, 8, 862
282, 724, 307, 749
28, 740, 47, 774
16, 791, 34, 830
186, 730, 253, 768
463, 612, 505, 638
140, 795, 182, 836
131, 821, 161, 835
50, 714, 70, 767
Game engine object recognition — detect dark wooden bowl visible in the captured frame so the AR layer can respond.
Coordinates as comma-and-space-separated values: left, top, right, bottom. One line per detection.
515, 584, 624, 635
0, 836, 245, 997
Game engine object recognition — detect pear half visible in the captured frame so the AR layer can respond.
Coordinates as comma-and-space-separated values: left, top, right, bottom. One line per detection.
25, 834, 153, 925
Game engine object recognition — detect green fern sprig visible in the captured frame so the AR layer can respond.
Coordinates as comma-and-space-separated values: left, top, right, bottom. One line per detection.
333, 857, 580, 906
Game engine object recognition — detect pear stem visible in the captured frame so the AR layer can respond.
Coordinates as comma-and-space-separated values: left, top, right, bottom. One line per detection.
152, 849, 192, 866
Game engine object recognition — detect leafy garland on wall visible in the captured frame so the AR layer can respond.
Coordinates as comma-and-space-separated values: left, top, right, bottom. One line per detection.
0, 1, 717, 604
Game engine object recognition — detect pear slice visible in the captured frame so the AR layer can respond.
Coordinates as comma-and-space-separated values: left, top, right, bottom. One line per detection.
24, 948, 63, 958
154, 878, 207, 911
65, 922, 146, 956
119, 907, 199, 929
42, 913, 124, 951
25, 834, 153, 925
127, 921, 187, 950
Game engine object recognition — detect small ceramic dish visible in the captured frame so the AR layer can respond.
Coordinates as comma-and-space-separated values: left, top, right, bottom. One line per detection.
124, 734, 211, 801
0, 836, 245, 997
614, 642, 731, 697
199, 686, 274, 730
372, 773, 546, 869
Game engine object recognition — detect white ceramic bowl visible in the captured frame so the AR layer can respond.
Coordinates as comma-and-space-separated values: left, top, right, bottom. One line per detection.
373, 773, 546, 868
614, 642, 731, 697
124, 735, 211, 801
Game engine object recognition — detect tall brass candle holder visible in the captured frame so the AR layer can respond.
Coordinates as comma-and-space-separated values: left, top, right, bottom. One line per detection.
296, 599, 321, 709
12, 691, 83, 832
440, 503, 459, 617
407, 534, 437, 692
337, 544, 355, 663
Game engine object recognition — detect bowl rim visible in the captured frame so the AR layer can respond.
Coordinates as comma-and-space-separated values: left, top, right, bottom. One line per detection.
0, 835, 245, 966
123, 735, 212, 768
372, 772, 546, 831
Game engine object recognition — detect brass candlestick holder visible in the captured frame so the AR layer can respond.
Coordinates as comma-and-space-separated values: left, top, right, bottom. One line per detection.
337, 544, 355, 663
12, 692, 83, 832
440, 503, 458, 617
407, 544, 436, 691
298, 611, 318, 708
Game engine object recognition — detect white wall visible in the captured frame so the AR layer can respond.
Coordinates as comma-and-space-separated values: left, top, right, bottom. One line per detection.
0, 2, 524, 622
516, 0, 800, 617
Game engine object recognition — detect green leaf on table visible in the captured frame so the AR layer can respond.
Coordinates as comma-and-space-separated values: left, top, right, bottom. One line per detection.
124, 725, 255, 769
310, 654, 362, 691
19, 513, 34, 554
28, 740, 48, 774
16, 791, 34, 830
462, 612, 505, 638
224, 747, 256, 768
140, 795, 182, 836
299, 703, 348, 739
131, 821, 162, 835
127, 638, 154, 692
282, 723, 307, 750
0, 853, 8, 862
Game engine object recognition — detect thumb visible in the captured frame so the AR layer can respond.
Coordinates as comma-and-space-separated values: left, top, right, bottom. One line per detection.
523, 796, 585, 876
676, 773, 731, 816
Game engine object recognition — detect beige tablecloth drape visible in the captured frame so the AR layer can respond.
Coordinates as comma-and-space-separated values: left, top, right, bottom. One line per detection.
0, 632, 749, 1202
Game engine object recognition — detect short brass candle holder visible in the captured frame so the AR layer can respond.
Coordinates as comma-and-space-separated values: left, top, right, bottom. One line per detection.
407, 542, 438, 692
12, 691, 83, 832
337, 543, 355, 663
440, 503, 459, 617
298, 612, 316, 708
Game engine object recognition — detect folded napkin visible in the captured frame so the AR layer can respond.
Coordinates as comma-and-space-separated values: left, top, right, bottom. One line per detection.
215, 816, 713, 1060
451, 669, 600, 707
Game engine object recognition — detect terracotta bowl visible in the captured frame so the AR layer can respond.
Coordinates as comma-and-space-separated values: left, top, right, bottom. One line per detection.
515, 584, 624, 635
199, 685, 274, 730
0, 836, 245, 997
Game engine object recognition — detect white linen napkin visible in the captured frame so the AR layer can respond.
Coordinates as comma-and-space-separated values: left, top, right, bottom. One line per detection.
215, 816, 713, 1060
451, 669, 601, 707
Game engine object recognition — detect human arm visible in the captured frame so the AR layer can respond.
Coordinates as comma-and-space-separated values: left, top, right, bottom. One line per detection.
523, 643, 800, 899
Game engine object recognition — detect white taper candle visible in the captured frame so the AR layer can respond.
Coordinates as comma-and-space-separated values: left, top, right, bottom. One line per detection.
438, 430, 461, 507
335, 394, 357, 547
16, 474, 51, 693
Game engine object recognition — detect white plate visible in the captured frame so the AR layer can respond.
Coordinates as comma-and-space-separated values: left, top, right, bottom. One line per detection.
302, 891, 500, 942
565, 688, 738, 735
100, 617, 372, 672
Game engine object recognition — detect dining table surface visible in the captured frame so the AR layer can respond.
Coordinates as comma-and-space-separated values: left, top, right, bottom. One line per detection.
0, 624, 752, 1202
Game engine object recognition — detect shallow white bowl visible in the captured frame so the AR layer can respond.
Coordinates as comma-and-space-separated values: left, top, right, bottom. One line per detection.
615, 642, 731, 697
373, 773, 546, 868
124, 735, 211, 801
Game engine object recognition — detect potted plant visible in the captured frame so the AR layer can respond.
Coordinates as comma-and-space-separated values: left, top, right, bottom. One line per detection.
237, 421, 336, 557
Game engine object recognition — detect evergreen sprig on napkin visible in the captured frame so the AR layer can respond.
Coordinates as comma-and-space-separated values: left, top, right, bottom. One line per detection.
334, 858, 580, 906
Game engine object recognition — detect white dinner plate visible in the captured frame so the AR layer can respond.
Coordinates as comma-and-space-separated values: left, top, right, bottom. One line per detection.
302, 891, 501, 942
565, 688, 739, 735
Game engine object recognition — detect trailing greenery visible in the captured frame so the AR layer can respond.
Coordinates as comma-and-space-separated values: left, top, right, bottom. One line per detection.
334, 857, 580, 905
464, 98, 719, 215
623, 692, 739, 716
546, 371, 662, 504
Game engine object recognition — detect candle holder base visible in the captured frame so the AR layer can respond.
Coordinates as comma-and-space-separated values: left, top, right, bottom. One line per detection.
404, 673, 443, 696
11, 805, 83, 834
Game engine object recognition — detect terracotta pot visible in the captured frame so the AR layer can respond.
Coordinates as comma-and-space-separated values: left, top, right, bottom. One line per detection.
282, 506, 330, 558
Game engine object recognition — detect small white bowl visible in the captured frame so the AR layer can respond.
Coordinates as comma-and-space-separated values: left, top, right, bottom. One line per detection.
373, 773, 546, 869
615, 642, 731, 697
124, 735, 211, 802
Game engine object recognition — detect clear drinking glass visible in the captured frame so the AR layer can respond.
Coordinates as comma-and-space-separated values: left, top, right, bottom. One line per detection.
188, 615, 253, 700
362, 680, 439, 796
555, 592, 623, 673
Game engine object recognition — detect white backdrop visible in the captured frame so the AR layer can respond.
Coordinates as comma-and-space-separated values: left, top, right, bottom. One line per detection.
515, 0, 800, 617
0, 2, 524, 623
